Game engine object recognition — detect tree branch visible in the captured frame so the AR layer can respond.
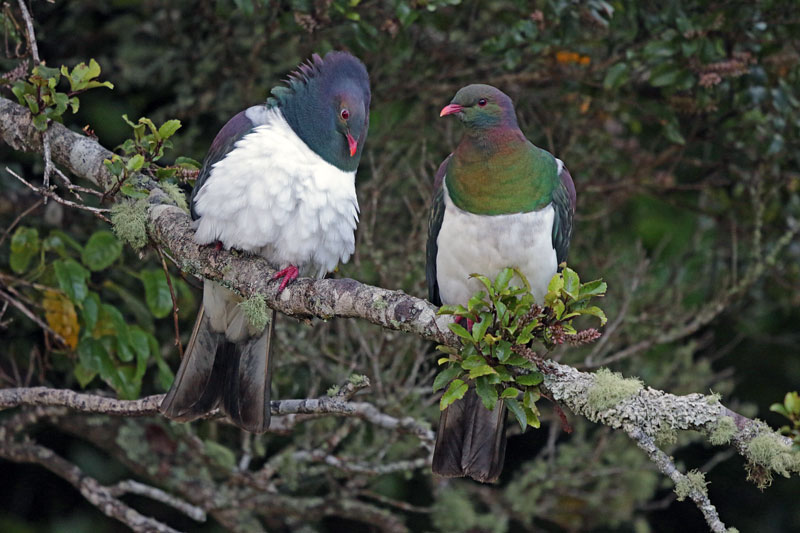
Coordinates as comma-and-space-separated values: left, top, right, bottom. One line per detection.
0, 437, 180, 533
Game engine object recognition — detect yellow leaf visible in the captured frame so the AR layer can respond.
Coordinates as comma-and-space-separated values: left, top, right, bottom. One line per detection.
43, 290, 79, 349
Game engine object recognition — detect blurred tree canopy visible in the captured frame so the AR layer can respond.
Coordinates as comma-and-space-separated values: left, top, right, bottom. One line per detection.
1, 0, 799, 532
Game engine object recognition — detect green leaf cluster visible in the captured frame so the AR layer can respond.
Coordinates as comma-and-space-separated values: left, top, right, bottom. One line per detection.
103, 115, 198, 201
434, 267, 607, 431
11, 59, 112, 131
5, 225, 192, 398
771, 392, 800, 449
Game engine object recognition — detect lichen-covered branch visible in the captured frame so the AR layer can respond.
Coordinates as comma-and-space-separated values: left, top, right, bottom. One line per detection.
0, 386, 434, 445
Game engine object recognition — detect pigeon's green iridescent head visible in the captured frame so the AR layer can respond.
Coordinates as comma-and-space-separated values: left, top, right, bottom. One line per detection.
440, 84, 518, 131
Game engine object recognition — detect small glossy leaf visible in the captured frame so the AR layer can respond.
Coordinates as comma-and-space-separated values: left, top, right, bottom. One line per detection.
495, 340, 512, 362
448, 321, 473, 342
174, 156, 201, 169
475, 376, 498, 411
493, 267, 514, 292
469, 364, 497, 379
505, 398, 527, 431
81, 231, 122, 271
141, 269, 173, 319
563, 267, 580, 298
461, 355, 486, 370
516, 372, 544, 386
579, 306, 608, 326
157, 119, 182, 140
127, 154, 145, 172
471, 316, 490, 342
440, 379, 469, 410
500, 387, 520, 399
9, 226, 40, 274
433, 365, 462, 392
53, 259, 90, 303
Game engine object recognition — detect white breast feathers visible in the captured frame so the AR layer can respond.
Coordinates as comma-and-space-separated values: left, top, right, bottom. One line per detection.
192, 107, 359, 278
436, 183, 557, 305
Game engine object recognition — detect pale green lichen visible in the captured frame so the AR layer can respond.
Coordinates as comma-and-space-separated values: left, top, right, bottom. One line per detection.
674, 469, 708, 501
655, 426, 678, 446
238, 294, 271, 331
746, 433, 800, 478
708, 416, 737, 446
587, 368, 643, 411
348, 374, 370, 387
727, 528, 740, 533
705, 390, 722, 405
327, 385, 340, 397
110, 198, 149, 250
160, 181, 188, 212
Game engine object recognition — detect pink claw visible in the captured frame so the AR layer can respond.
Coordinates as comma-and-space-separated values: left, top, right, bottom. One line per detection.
272, 265, 299, 293
454, 315, 478, 332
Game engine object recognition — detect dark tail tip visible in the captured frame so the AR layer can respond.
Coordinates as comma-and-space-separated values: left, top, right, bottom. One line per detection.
432, 386, 507, 483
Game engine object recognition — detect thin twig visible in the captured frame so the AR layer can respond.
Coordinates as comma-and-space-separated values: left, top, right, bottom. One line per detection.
108, 480, 206, 522
5, 167, 111, 222
0, 438, 181, 533
15, 0, 38, 63
0, 287, 67, 346
156, 247, 183, 359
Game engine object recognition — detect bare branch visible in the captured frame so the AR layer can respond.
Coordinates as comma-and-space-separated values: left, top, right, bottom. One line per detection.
108, 479, 206, 522
6, 167, 111, 222
0, 438, 180, 533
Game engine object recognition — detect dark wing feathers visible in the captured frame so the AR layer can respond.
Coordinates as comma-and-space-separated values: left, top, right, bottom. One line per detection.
190, 109, 260, 220
551, 162, 576, 265
426, 155, 451, 306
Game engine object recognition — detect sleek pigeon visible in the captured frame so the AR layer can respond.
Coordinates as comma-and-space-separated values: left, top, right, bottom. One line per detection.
161, 51, 370, 433
427, 84, 575, 482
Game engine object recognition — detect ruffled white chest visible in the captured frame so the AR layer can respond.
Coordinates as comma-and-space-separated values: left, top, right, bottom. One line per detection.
192, 108, 359, 278
435, 183, 557, 305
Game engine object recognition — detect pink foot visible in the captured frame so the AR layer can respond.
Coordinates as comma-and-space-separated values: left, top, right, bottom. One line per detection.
272, 265, 299, 293
455, 315, 476, 332
214, 241, 223, 252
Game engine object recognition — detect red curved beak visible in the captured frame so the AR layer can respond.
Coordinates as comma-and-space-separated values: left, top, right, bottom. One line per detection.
346, 133, 358, 157
440, 103, 463, 117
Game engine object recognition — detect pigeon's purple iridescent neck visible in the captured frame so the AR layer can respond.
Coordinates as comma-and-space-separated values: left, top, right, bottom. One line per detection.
269, 51, 370, 172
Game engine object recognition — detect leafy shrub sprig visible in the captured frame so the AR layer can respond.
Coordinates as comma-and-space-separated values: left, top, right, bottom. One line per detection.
771, 392, 800, 449
11, 59, 113, 131
434, 266, 607, 431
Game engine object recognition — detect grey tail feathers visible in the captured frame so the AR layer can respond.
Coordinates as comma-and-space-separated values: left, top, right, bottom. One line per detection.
160, 306, 275, 434
431, 384, 507, 483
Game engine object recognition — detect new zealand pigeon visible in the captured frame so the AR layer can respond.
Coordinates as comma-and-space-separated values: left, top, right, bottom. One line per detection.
160, 51, 370, 433
427, 84, 575, 482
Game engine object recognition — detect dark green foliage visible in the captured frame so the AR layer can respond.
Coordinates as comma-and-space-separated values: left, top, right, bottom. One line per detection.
435, 267, 606, 430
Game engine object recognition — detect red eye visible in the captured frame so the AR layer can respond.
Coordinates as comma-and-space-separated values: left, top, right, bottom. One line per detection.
341, 108, 350, 120
478, 98, 487, 107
